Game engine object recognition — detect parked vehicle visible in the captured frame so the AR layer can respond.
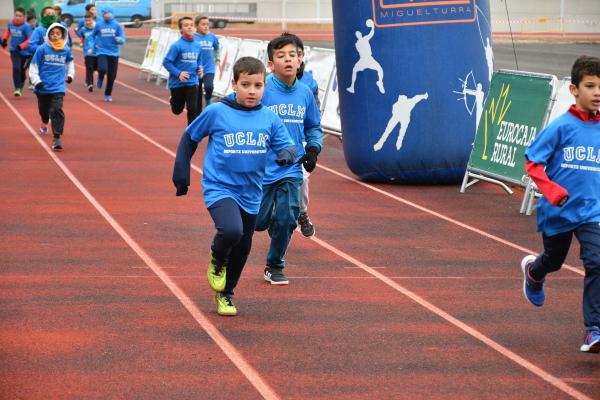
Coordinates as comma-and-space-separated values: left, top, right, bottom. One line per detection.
53, 0, 151, 28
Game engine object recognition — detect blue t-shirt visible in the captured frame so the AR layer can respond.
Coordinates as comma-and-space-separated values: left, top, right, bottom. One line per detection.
26, 26, 47, 56
163, 37, 203, 89
185, 96, 295, 214
261, 74, 323, 185
92, 18, 125, 56
80, 26, 96, 56
6, 21, 32, 52
193, 32, 219, 75
31, 43, 74, 94
75, 17, 101, 38
525, 112, 600, 235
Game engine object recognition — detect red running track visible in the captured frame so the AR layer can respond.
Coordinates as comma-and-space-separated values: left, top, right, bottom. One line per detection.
0, 49, 598, 399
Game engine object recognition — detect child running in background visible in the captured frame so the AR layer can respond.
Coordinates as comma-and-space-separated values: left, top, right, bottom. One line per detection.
193, 16, 220, 112
29, 23, 74, 151
163, 16, 204, 125
282, 32, 321, 237
172, 57, 297, 316
2, 7, 33, 96
92, 5, 125, 102
255, 35, 323, 285
26, 7, 57, 63
80, 12, 97, 92
521, 55, 600, 353
74, 3, 99, 42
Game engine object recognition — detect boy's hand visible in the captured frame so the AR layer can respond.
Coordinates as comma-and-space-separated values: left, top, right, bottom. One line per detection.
175, 184, 188, 196
298, 147, 319, 172
197, 66, 203, 77
35, 82, 44, 91
1, 39, 7, 48
114, 36, 122, 43
179, 71, 190, 82
66, 76, 73, 84
87, 49, 92, 55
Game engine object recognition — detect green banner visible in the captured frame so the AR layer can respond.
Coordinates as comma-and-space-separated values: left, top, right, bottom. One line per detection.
12, 0, 53, 17
467, 70, 554, 186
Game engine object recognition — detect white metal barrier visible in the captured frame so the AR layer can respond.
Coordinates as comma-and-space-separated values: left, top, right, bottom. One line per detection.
139, 30, 343, 136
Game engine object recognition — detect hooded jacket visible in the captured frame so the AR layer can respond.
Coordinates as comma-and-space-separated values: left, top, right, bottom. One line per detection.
92, 5, 126, 57
28, 23, 74, 94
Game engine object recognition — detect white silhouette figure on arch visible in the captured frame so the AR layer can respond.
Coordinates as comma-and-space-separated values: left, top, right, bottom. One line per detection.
373, 92, 429, 151
347, 19, 385, 95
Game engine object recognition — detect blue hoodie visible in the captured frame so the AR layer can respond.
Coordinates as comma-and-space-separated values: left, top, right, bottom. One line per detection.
172, 94, 297, 214
193, 31, 220, 75
163, 36, 204, 89
261, 73, 323, 185
29, 23, 74, 95
92, 5, 126, 57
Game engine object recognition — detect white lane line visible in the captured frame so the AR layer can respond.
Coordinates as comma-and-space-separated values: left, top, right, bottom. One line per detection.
58, 87, 592, 400
72, 56, 584, 277
0, 92, 280, 400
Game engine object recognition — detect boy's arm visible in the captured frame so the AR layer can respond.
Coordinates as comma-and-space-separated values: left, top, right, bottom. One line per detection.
298, 93, 323, 172
162, 45, 181, 77
172, 131, 199, 196
1, 29, 10, 47
66, 56, 75, 82
213, 36, 221, 62
270, 117, 298, 166
525, 160, 569, 206
29, 49, 42, 87
117, 24, 126, 45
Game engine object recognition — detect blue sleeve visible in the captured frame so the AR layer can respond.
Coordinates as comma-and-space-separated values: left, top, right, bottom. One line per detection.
28, 29, 42, 54
303, 93, 323, 152
162, 43, 180, 77
75, 20, 84, 37
25, 24, 33, 36
31, 45, 43, 66
184, 108, 213, 142
269, 115, 297, 163
213, 35, 219, 50
173, 131, 199, 190
525, 123, 560, 166
117, 24, 126, 45
66, 48, 74, 62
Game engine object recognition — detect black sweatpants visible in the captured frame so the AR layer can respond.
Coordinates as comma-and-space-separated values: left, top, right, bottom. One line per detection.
10, 50, 27, 90
197, 72, 215, 112
530, 223, 600, 328
170, 85, 199, 125
207, 198, 258, 297
97, 55, 118, 96
84, 56, 98, 87
36, 93, 65, 136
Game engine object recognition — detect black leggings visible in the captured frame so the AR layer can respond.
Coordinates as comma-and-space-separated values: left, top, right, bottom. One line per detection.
170, 85, 199, 125
36, 93, 65, 136
84, 56, 98, 87
97, 55, 118, 96
197, 72, 215, 111
207, 198, 258, 296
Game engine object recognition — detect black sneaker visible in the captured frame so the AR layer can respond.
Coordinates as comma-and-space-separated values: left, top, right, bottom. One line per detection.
52, 137, 63, 151
264, 266, 289, 285
87, 84, 93, 92
297, 212, 315, 237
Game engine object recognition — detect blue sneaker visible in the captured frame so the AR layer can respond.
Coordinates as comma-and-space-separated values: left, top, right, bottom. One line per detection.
104, 95, 112, 102
521, 255, 545, 307
97, 78, 103, 89
580, 326, 600, 353
39, 124, 48, 135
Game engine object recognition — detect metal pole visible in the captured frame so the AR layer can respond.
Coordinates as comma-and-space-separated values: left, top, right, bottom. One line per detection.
281, 0, 287, 31
316, 0, 321, 22
559, 0, 564, 34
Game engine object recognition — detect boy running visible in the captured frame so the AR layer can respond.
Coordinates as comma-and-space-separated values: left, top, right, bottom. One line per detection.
92, 5, 126, 102
172, 57, 297, 316
256, 35, 323, 285
1, 7, 32, 96
521, 55, 600, 353
193, 16, 220, 112
163, 17, 204, 125
29, 23, 74, 151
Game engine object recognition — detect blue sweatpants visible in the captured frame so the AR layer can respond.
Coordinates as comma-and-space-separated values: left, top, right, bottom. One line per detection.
10, 50, 27, 90
530, 222, 600, 328
255, 177, 302, 270
207, 198, 257, 296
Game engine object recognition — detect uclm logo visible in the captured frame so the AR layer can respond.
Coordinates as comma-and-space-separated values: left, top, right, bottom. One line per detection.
372, 0, 476, 27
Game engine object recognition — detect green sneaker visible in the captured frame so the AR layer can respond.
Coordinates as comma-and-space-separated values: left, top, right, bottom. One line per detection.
13, 88, 22, 97
207, 257, 226, 292
215, 294, 237, 316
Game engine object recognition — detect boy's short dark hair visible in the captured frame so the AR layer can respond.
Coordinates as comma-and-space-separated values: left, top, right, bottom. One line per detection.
178, 16, 193, 29
27, 15, 36, 22
84, 12, 93, 19
281, 32, 304, 53
194, 15, 209, 25
15, 7, 25, 15
267, 35, 298, 61
85, 3, 95, 11
571, 55, 600, 86
41, 6, 54, 17
233, 57, 266, 81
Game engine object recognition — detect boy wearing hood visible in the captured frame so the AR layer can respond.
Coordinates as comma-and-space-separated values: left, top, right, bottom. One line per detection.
29, 23, 75, 151
92, 5, 126, 102
1, 7, 33, 96
172, 57, 297, 316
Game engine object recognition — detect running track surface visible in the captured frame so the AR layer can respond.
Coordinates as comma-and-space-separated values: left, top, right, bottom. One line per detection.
0, 49, 598, 400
